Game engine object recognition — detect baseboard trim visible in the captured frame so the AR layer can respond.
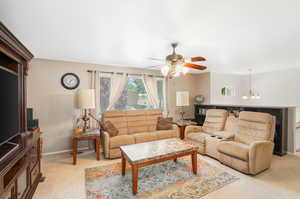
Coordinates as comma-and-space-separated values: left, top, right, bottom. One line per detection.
287, 151, 296, 155
42, 147, 104, 156
42, 147, 89, 156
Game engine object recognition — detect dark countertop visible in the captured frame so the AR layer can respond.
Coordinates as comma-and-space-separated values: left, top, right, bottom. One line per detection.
195, 104, 296, 109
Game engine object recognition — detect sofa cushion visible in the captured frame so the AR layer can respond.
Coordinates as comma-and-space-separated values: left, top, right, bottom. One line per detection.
126, 110, 149, 134
100, 121, 119, 137
236, 111, 274, 145
156, 117, 173, 130
133, 132, 157, 143
153, 130, 176, 139
146, 109, 163, 131
217, 141, 249, 161
103, 110, 128, 135
186, 132, 211, 144
109, 135, 135, 149
202, 109, 228, 133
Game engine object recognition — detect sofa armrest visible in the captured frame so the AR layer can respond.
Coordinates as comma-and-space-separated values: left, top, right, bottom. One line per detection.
172, 124, 180, 138
213, 131, 235, 141
102, 131, 110, 159
249, 141, 274, 175
184, 125, 202, 139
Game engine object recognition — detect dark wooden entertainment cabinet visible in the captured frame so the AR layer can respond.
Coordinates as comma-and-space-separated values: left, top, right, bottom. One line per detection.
0, 22, 42, 199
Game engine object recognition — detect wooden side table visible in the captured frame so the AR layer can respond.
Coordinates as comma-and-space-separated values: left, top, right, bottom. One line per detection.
72, 130, 100, 165
175, 120, 197, 139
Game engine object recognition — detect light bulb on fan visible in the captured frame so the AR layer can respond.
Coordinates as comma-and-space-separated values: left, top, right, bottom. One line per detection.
182, 67, 189, 75
161, 66, 169, 76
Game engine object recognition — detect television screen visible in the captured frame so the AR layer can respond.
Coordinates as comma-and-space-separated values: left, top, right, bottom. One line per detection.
0, 67, 19, 146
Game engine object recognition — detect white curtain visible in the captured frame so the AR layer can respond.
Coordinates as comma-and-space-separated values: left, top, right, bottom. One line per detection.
143, 75, 160, 109
164, 77, 169, 117
107, 73, 127, 110
90, 71, 101, 129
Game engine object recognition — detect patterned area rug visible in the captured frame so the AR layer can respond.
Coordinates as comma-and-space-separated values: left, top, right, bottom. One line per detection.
85, 156, 238, 199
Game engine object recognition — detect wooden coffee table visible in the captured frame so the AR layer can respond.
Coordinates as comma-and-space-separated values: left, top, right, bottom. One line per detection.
120, 138, 199, 195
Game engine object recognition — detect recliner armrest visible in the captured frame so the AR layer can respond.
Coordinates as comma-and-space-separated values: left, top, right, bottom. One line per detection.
184, 125, 203, 139
249, 141, 274, 175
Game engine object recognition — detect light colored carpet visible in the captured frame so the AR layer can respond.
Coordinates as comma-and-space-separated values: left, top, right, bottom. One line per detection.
85, 156, 238, 199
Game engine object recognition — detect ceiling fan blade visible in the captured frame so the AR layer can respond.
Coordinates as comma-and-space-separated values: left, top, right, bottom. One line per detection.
191, 56, 206, 62
185, 57, 206, 63
184, 63, 207, 70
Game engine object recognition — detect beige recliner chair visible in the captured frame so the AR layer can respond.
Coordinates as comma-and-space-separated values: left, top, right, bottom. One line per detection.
184, 109, 228, 154
217, 111, 276, 175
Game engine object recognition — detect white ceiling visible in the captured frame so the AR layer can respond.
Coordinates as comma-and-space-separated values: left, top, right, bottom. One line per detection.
1, 0, 300, 74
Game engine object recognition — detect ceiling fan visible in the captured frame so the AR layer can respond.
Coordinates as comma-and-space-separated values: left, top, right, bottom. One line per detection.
148, 43, 207, 78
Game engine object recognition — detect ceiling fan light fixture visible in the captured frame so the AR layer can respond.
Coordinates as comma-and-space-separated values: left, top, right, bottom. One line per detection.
242, 69, 260, 100
184, 58, 192, 63
156, 43, 207, 78
174, 71, 180, 77
182, 66, 189, 75
161, 66, 169, 76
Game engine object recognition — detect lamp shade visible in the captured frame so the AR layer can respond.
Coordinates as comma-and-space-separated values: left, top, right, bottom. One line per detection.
75, 89, 95, 109
176, 91, 189, 106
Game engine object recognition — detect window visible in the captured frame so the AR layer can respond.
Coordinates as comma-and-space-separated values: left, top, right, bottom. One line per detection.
100, 74, 166, 113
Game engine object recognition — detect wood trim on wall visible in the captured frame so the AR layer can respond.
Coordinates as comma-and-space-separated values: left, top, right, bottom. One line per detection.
0, 22, 33, 61
0, 22, 33, 75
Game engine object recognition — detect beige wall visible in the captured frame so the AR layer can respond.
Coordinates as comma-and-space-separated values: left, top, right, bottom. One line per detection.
193, 72, 211, 104
27, 58, 210, 153
167, 74, 196, 120
167, 72, 211, 120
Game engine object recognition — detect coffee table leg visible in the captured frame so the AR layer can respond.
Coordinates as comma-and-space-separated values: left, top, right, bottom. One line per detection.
96, 137, 100, 161
191, 151, 197, 174
132, 165, 138, 195
121, 153, 126, 176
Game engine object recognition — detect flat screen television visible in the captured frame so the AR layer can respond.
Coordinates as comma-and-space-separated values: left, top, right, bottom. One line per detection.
0, 66, 19, 146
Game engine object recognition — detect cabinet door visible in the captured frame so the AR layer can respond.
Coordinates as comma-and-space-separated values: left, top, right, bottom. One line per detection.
16, 168, 28, 199
2, 185, 14, 199
29, 144, 38, 171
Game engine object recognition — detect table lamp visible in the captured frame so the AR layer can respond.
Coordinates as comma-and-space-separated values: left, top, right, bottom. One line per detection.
176, 91, 189, 121
75, 89, 95, 132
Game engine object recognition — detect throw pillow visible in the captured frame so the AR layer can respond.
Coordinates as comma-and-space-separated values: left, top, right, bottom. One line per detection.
100, 121, 119, 137
156, 117, 173, 130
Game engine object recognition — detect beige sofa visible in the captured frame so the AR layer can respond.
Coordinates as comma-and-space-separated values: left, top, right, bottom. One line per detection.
185, 109, 276, 175
101, 109, 179, 159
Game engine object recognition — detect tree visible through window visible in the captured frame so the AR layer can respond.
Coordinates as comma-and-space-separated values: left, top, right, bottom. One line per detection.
100, 74, 165, 113
115, 76, 152, 110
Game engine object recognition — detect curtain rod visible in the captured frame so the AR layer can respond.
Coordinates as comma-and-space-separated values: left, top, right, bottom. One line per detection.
87, 70, 164, 78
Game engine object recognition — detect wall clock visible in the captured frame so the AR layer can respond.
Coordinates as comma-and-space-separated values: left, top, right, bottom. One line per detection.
61, 73, 80, 90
